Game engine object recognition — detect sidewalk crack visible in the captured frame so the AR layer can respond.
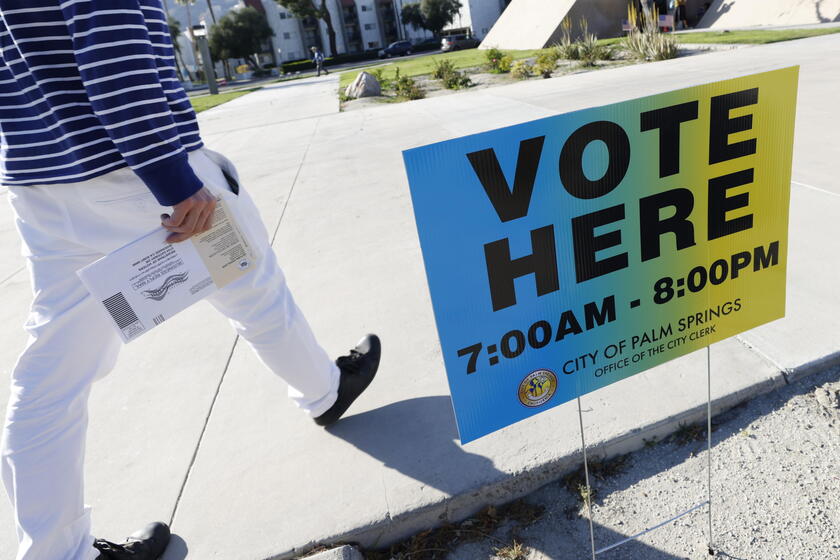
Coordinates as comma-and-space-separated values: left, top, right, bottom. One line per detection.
168, 334, 241, 526
168, 117, 321, 528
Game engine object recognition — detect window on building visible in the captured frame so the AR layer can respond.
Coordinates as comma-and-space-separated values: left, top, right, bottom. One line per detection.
364, 23, 375, 30
280, 12, 287, 19
283, 32, 291, 39
368, 41, 379, 48
361, 5, 368, 11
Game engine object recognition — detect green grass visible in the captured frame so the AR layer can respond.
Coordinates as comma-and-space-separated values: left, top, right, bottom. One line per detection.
675, 27, 840, 44
190, 88, 261, 113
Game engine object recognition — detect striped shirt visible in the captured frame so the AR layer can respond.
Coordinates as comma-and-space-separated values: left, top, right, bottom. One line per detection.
0, 0, 203, 206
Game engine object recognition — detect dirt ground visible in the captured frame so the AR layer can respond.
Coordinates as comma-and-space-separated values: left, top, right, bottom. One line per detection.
367, 366, 840, 560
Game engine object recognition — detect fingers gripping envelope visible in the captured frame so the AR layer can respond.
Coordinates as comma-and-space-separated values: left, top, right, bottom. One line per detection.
77, 183, 257, 343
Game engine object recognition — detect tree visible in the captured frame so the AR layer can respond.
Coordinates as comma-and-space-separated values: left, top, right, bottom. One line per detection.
400, 0, 462, 37
275, 0, 338, 57
208, 7, 274, 71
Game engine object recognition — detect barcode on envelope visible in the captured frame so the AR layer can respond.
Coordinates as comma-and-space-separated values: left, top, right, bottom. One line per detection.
102, 292, 140, 329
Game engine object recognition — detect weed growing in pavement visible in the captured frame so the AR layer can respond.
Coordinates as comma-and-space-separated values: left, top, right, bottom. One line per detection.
561, 454, 630, 506
365, 499, 544, 560
671, 422, 707, 445
494, 539, 528, 560
643, 436, 659, 448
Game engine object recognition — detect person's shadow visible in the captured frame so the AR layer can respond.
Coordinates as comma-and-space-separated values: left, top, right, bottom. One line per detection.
326, 396, 505, 496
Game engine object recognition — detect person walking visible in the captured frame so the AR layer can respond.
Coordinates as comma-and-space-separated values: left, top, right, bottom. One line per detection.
675, 0, 690, 29
311, 46, 329, 77
0, 1, 380, 559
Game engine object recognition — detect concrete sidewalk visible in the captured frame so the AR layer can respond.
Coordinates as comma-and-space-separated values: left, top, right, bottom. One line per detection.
1, 37, 839, 559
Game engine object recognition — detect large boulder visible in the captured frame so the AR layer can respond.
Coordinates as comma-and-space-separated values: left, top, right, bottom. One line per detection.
344, 71, 381, 99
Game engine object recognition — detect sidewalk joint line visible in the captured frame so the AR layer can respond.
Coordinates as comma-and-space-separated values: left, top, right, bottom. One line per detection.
270, 117, 322, 246
791, 179, 838, 197
168, 332, 242, 527
0, 266, 24, 288
734, 335, 790, 384
168, 117, 321, 527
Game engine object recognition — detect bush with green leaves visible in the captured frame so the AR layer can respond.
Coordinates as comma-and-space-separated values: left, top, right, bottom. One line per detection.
441, 69, 472, 89
485, 47, 512, 73
393, 67, 425, 99
576, 19, 613, 66
370, 68, 391, 90
534, 51, 559, 78
622, 4, 679, 61
554, 18, 580, 60
623, 29, 678, 60
432, 58, 456, 79
510, 60, 533, 79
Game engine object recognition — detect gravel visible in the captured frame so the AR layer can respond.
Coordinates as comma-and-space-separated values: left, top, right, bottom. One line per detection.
441, 366, 840, 560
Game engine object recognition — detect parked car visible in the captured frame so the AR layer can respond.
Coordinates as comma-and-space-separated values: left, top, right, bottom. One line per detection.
412, 36, 442, 53
441, 34, 480, 52
378, 40, 413, 58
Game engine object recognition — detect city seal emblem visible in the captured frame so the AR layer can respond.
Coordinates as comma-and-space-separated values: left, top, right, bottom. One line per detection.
518, 369, 557, 408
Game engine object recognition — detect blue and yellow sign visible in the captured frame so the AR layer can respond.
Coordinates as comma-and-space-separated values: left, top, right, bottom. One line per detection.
403, 68, 798, 443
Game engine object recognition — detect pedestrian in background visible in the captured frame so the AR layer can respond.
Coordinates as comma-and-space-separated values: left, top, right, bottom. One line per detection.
311, 46, 329, 77
0, 1, 379, 559
675, 0, 690, 29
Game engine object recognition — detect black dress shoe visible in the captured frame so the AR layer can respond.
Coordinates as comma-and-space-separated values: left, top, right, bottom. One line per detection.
94, 521, 170, 559
314, 334, 381, 426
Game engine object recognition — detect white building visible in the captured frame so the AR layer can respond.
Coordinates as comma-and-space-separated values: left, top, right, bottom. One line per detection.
218, 0, 508, 63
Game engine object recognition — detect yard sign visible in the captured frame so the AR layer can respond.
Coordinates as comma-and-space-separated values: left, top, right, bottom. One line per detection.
403, 67, 798, 443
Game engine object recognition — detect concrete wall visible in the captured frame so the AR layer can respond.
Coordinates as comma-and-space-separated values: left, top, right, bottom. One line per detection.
551, 0, 628, 43
480, 0, 575, 49
698, 0, 840, 28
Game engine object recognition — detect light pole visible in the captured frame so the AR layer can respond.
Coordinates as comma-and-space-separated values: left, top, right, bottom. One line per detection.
192, 23, 218, 95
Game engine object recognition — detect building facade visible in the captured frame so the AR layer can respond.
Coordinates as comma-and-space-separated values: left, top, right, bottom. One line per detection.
175, 0, 509, 70
243, 0, 509, 62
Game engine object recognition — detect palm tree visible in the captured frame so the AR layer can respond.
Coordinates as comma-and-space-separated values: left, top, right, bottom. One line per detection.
174, 0, 201, 80
204, 0, 217, 24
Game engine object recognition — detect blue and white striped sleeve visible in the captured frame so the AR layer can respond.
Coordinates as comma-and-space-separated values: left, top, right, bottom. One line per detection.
58, 0, 202, 205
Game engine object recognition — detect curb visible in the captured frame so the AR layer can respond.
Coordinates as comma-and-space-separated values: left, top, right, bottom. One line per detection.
300, 545, 364, 560
286, 349, 840, 559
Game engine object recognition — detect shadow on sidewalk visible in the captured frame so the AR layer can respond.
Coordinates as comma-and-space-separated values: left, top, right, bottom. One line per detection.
326, 396, 504, 495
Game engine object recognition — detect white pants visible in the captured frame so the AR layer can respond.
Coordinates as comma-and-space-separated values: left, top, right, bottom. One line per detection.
1, 148, 340, 560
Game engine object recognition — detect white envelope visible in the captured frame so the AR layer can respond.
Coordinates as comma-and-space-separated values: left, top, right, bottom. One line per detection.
77, 199, 257, 343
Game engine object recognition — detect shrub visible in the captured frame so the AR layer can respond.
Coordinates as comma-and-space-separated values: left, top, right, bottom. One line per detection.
622, 4, 679, 61
393, 67, 425, 99
647, 32, 679, 60
370, 68, 391, 90
510, 60, 533, 79
554, 18, 580, 60
497, 55, 513, 73
623, 29, 678, 61
485, 47, 512, 73
534, 51, 559, 78
442, 70, 472, 89
432, 58, 456, 79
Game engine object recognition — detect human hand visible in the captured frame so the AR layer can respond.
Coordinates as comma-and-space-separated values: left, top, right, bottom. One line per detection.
161, 187, 217, 243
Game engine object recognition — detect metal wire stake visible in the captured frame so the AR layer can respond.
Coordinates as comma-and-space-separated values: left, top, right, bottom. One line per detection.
577, 396, 597, 560
706, 346, 714, 555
